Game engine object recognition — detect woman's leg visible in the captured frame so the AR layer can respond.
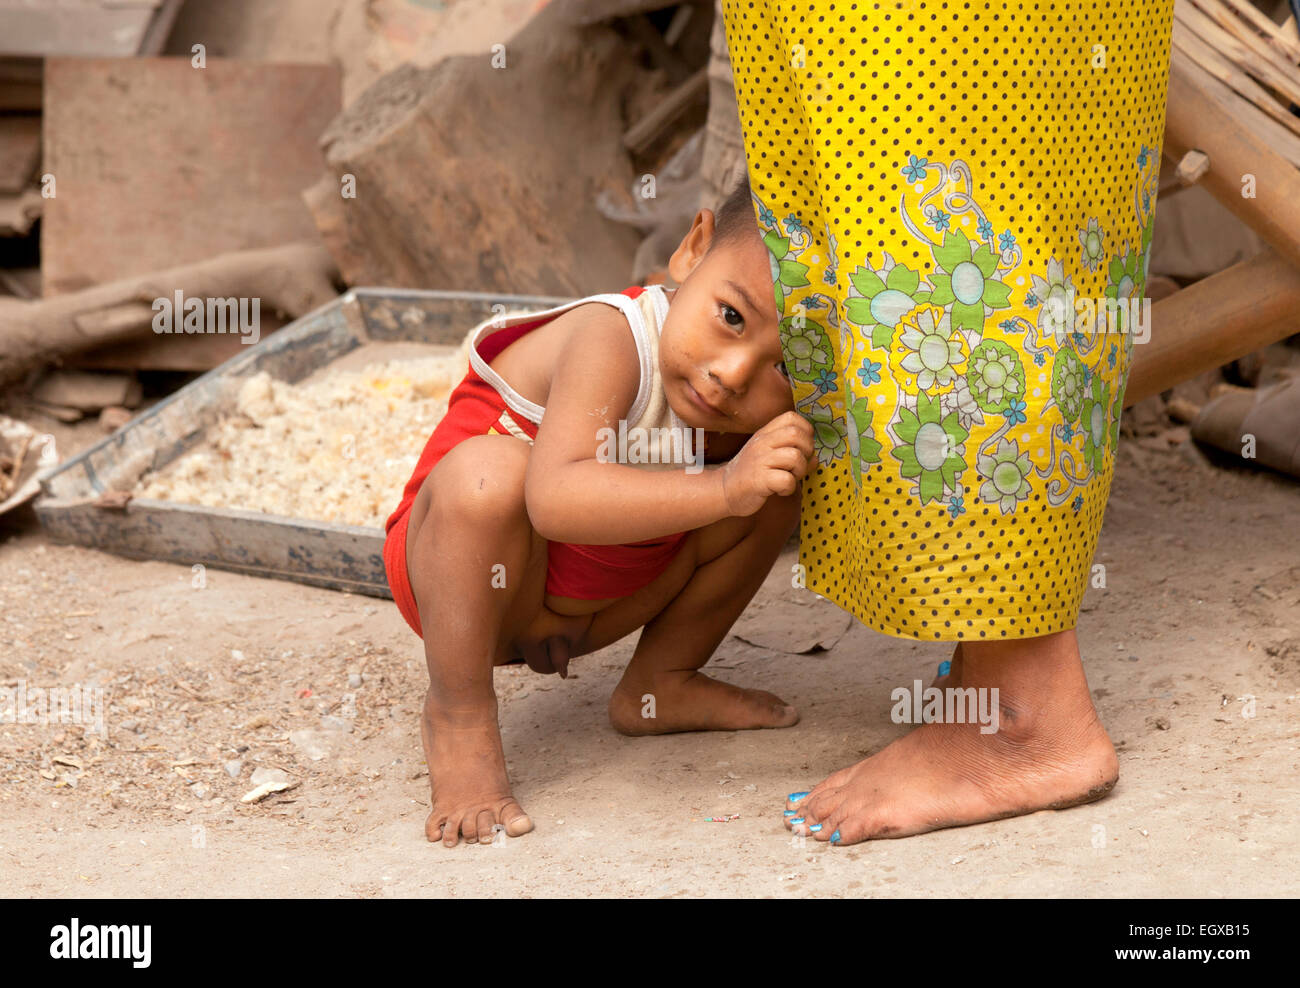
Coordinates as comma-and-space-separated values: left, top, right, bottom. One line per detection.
718, 0, 1175, 841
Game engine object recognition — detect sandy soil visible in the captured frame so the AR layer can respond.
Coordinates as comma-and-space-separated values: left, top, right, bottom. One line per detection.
1, 406, 1297, 898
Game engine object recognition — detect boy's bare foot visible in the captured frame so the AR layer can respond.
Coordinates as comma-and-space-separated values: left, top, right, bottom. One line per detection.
421, 691, 533, 847
785, 630, 1117, 844
608, 670, 798, 735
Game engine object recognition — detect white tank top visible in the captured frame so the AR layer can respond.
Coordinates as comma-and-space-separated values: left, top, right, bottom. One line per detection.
467, 285, 700, 470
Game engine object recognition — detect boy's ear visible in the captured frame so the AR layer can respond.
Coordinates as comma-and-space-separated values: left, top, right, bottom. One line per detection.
668, 208, 716, 284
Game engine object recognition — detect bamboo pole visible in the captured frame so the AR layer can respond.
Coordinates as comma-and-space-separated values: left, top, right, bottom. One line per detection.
1126, 245, 1300, 407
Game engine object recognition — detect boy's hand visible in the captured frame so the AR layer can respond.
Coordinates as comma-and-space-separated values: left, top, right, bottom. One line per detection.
719, 410, 814, 516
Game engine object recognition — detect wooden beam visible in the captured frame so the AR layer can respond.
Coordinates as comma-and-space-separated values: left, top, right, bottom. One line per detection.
623, 66, 707, 154
1125, 245, 1300, 407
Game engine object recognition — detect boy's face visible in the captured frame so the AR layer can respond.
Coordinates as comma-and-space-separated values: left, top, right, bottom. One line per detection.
659, 209, 796, 434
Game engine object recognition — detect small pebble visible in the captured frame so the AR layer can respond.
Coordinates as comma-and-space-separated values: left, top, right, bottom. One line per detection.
347, 673, 363, 689
250, 766, 290, 787
223, 760, 242, 779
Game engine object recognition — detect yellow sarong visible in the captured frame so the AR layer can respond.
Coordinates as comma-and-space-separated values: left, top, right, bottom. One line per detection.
721, 0, 1176, 640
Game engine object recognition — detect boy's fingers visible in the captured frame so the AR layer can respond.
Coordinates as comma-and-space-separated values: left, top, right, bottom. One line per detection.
773, 427, 814, 460
780, 410, 810, 430
766, 468, 798, 497
769, 447, 807, 477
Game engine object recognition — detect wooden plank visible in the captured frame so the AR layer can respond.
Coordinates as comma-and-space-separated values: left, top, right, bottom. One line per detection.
1214, 0, 1300, 63
41, 58, 341, 296
1170, 21, 1300, 156
0, 0, 162, 58
1179, 0, 1300, 108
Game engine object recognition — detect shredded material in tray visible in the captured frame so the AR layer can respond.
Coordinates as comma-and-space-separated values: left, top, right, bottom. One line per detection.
135, 336, 475, 528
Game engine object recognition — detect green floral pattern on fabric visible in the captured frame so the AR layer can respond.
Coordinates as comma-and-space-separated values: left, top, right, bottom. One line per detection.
751, 147, 1159, 515
891, 389, 970, 506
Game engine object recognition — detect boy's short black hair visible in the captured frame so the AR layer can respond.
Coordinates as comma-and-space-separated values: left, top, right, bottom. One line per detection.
708, 172, 760, 254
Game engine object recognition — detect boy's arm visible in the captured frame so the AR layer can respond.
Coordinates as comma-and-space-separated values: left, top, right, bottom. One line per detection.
524, 307, 810, 545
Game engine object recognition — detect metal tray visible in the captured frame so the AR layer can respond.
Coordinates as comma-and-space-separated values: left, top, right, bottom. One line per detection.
33, 288, 570, 597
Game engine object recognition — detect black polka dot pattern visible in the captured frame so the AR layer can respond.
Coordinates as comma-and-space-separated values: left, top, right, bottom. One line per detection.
721, 0, 1176, 640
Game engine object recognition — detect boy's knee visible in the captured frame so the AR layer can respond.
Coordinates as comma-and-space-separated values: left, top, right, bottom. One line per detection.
429, 438, 529, 529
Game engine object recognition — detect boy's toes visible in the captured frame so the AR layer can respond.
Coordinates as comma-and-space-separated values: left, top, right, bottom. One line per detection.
428, 801, 532, 847
475, 809, 499, 845
501, 801, 533, 837
425, 811, 448, 844
748, 689, 799, 727
441, 813, 465, 848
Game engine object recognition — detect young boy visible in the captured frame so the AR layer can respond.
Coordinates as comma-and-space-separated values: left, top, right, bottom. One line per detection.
383, 177, 814, 847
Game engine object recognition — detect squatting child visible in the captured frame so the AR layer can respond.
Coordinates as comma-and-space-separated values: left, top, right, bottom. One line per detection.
383, 177, 814, 847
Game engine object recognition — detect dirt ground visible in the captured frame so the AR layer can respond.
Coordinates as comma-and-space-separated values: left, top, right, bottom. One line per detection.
1, 406, 1298, 898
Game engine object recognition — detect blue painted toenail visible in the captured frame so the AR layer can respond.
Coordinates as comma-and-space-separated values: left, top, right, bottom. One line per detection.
809, 824, 823, 832
788, 791, 809, 802
830, 830, 841, 844
783, 810, 797, 817
791, 817, 804, 825
937, 660, 951, 677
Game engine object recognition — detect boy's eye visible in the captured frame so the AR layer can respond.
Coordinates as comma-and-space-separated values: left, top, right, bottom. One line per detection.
776, 359, 792, 381
720, 303, 743, 329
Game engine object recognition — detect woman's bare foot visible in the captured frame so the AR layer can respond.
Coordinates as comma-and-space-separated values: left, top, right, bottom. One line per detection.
421, 690, 533, 847
784, 629, 1117, 844
608, 670, 798, 735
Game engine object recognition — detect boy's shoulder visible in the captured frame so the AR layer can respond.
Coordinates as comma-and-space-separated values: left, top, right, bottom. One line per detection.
546, 285, 647, 336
